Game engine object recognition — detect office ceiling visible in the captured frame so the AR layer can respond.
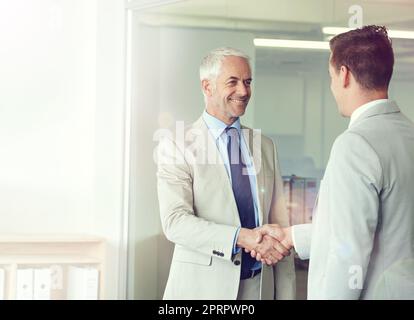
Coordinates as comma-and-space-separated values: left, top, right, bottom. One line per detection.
145, 0, 414, 28
142, 0, 414, 77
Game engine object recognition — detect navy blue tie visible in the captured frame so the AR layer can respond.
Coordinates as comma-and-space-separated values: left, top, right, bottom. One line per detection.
226, 127, 257, 279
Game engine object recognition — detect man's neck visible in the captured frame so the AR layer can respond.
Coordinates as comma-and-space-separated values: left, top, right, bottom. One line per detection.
347, 90, 388, 117
205, 107, 238, 126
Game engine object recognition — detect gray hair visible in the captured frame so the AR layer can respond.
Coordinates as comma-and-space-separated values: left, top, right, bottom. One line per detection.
199, 47, 251, 82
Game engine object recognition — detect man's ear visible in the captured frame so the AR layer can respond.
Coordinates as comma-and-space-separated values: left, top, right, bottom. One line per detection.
339, 65, 350, 88
201, 79, 213, 97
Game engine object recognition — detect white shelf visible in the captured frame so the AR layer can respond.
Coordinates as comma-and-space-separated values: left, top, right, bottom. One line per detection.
0, 255, 101, 265
0, 234, 104, 243
0, 235, 106, 300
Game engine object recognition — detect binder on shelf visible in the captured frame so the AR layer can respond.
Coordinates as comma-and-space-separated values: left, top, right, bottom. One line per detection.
67, 266, 99, 300
283, 175, 319, 225
33, 268, 51, 300
16, 269, 34, 300
0, 268, 5, 300
305, 179, 318, 223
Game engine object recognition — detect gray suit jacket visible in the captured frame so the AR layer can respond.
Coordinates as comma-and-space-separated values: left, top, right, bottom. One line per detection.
293, 100, 414, 299
157, 116, 296, 299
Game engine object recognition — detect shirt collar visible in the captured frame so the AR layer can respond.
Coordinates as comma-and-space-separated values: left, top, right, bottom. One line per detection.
349, 99, 390, 128
202, 110, 241, 140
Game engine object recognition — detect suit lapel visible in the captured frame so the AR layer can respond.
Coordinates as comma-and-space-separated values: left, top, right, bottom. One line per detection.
193, 117, 266, 227
193, 117, 241, 226
242, 126, 265, 226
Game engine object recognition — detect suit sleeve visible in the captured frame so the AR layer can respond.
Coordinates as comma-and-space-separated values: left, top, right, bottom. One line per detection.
156, 136, 238, 261
269, 140, 297, 300
316, 132, 383, 299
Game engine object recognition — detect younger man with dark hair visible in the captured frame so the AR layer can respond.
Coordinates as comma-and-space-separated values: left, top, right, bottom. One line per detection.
257, 25, 414, 299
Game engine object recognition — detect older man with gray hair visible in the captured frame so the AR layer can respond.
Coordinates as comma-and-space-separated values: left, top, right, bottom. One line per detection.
157, 47, 296, 299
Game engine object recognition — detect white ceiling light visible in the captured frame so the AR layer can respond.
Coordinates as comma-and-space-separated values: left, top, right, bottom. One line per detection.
254, 38, 330, 50
322, 27, 414, 40
322, 27, 352, 35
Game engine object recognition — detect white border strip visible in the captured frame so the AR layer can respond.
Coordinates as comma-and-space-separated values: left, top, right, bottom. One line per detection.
118, 7, 133, 300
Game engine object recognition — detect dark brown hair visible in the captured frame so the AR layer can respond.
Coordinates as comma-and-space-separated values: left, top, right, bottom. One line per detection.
329, 25, 394, 90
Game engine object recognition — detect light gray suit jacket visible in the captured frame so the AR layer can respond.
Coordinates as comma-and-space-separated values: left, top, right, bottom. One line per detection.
157, 116, 296, 299
293, 100, 414, 299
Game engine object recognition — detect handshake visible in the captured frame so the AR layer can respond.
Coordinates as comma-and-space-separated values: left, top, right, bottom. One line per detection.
237, 224, 294, 266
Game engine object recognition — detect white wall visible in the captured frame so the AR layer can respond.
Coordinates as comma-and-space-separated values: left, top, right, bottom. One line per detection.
0, 0, 126, 299
127, 21, 161, 300
94, 0, 126, 299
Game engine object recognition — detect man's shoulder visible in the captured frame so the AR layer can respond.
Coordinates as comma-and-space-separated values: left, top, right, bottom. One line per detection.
240, 125, 274, 145
260, 133, 274, 149
345, 116, 394, 149
159, 117, 205, 140
330, 130, 381, 163
348, 104, 412, 139
333, 130, 368, 148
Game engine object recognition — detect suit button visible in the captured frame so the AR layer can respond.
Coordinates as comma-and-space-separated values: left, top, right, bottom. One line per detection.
234, 260, 240, 266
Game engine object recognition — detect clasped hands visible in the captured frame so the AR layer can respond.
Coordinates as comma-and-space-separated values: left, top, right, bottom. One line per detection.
237, 224, 293, 266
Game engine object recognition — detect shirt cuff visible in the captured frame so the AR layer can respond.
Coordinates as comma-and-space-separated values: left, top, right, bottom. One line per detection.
291, 224, 312, 260
291, 225, 298, 249
232, 227, 242, 255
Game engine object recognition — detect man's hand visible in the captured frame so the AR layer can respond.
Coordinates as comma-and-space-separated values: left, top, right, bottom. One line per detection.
236, 228, 290, 266
255, 224, 293, 248
246, 224, 294, 263
253, 234, 290, 265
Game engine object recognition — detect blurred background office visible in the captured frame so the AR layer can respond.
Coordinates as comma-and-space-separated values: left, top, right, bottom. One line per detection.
1, 0, 413, 299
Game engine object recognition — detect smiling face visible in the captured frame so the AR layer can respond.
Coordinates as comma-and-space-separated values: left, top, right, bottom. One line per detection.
204, 56, 252, 125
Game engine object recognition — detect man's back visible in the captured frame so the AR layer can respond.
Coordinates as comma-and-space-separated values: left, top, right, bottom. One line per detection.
348, 101, 414, 298
307, 100, 414, 299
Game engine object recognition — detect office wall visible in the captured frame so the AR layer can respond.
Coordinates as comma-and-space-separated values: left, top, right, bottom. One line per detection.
255, 67, 347, 177
0, 0, 125, 299
253, 63, 414, 177
3, 1, 412, 301
390, 80, 414, 121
